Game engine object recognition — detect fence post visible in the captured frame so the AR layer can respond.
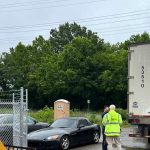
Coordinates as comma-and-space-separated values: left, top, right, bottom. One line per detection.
20, 87, 24, 147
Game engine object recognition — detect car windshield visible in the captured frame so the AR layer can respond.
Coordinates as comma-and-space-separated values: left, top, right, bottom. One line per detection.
0, 115, 36, 125
0, 115, 13, 124
51, 118, 77, 128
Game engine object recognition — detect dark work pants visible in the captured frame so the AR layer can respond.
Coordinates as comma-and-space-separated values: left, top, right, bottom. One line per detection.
102, 127, 108, 150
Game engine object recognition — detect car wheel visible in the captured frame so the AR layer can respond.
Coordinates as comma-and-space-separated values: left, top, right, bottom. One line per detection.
93, 131, 100, 143
60, 135, 70, 150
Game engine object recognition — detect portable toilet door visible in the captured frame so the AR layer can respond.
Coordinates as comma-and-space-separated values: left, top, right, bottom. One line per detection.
54, 99, 70, 120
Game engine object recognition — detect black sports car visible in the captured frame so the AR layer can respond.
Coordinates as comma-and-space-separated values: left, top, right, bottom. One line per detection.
28, 117, 101, 150
0, 114, 50, 145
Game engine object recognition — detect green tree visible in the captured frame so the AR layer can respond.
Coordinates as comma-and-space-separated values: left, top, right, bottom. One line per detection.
2, 23, 149, 110
49, 22, 103, 53
0, 54, 8, 90
56, 37, 106, 109
120, 32, 150, 50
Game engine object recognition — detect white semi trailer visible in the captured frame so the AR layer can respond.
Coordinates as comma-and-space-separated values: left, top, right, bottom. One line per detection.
128, 42, 150, 143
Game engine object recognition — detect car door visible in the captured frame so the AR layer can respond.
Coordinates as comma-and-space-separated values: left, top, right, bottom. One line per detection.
69, 129, 80, 146
77, 119, 91, 144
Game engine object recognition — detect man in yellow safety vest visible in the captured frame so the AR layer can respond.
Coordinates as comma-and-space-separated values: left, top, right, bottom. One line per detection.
102, 104, 122, 150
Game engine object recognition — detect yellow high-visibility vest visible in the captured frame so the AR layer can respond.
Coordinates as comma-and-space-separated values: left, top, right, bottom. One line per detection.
0, 141, 6, 150
102, 110, 122, 136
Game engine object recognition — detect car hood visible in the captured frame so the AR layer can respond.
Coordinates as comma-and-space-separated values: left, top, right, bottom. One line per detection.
27, 127, 72, 140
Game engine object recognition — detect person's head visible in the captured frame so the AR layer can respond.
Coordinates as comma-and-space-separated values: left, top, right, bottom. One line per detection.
109, 104, 116, 110
104, 105, 109, 112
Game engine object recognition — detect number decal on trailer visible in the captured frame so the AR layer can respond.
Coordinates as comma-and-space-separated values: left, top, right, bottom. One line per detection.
141, 66, 144, 88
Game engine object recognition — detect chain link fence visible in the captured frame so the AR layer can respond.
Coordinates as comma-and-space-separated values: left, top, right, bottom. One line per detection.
0, 87, 28, 147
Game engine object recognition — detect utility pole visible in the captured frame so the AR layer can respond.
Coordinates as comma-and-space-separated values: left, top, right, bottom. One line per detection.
87, 99, 90, 112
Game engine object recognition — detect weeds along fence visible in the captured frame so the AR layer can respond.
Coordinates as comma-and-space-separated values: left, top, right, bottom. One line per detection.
0, 87, 28, 147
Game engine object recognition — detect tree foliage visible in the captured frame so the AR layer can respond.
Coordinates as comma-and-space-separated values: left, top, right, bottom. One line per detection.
1, 23, 150, 110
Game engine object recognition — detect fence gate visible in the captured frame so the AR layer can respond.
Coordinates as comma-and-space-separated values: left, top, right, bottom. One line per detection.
0, 87, 28, 147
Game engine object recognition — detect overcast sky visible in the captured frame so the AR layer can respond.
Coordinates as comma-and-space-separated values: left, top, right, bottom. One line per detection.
0, 0, 150, 53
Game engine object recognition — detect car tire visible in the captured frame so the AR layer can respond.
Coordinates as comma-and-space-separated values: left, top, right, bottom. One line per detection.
93, 131, 100, 143
60, 135, 70, 150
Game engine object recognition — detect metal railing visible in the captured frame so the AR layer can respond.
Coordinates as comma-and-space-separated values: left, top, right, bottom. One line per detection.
5, 145, 36, 150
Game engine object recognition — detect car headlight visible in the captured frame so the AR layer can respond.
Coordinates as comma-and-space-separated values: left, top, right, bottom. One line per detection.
47, 135, 60, 140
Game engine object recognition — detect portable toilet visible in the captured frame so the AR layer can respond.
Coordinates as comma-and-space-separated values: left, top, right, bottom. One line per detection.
54, 99, 70, 120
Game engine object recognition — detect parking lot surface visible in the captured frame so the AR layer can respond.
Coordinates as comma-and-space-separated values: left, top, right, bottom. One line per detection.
71, 128, 150, 150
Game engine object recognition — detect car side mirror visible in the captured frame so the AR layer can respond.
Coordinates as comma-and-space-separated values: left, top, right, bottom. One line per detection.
33, 120, 38, 124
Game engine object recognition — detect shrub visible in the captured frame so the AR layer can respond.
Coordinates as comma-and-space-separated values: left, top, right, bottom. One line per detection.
86, 113, 101, 124
29, 106, 54, 124
70, 110, 87, 117
70, 110, 102, 124
29, 108, 128, 127
116, 108, 128, 120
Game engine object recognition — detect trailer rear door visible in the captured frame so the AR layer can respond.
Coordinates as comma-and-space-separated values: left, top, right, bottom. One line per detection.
128, 43, 150, 116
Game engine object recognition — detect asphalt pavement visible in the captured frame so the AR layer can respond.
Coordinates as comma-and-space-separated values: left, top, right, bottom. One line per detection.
71, 128, 150, 150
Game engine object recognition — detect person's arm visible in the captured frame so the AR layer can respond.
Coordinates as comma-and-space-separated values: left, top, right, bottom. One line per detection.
102, 114, 107, 126
119, 114, 122, 125
102, 112, 105, 119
